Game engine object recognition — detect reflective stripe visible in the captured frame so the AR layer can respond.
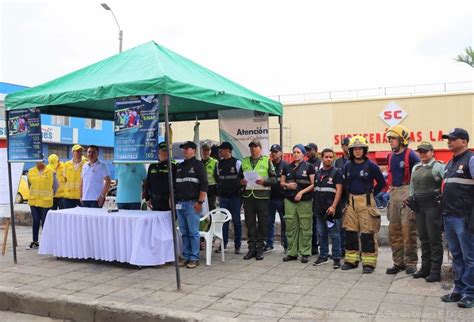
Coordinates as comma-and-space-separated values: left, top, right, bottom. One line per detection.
219, 175, 239, 180
176, 177, 200, 183
296, 179, 311, 184
444, 178, 474, 185
314, 187, 337, 193
345, 251, 359, 264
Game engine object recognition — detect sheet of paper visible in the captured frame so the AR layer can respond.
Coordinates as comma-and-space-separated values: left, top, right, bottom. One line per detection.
244, 171, 266, 190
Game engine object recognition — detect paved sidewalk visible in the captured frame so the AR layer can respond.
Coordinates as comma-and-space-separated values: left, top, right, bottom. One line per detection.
0, 226, 470, 321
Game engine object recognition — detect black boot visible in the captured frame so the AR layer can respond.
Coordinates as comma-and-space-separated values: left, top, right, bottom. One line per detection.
425, 272, 441, 282
341, 262, 358, 270
243, 250, 256, 260
283, 255, 298, 262
386, 265, 405, 274
255, 251, 264, 261
413, 269, 430, 279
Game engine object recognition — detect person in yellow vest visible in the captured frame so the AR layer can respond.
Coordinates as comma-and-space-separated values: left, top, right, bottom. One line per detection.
26, 161, 58, 250
201, 141, 218, 210
239, 139, 277, 260
47, 154, 66, 209
62, 145, 86, 209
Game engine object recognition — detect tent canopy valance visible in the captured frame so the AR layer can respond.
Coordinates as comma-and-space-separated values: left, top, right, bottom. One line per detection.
5, 41, 282, 121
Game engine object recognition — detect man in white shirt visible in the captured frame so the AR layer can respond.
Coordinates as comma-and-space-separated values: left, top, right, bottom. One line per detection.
80, 145, 111, 208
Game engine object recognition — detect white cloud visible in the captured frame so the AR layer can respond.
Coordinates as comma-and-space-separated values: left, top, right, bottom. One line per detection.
1, 0, 472, 95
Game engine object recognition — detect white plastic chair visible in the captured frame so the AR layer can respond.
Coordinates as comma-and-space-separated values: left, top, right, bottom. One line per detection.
199, 208, 231, 266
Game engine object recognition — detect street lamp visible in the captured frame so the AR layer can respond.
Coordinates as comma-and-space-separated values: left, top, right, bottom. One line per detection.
101, 3, 123, 53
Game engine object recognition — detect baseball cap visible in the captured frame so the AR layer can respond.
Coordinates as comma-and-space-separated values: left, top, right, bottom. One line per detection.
72, 144, 83, 152
248, 139, 262, 148
304, 143, 318, 151
341, 137, 350, 145
270, 144, 282, 152
442, 128, 470, 142
217, 142, 233, 150
179, 141, 197, 149
201, 141, 212, 149
416, 141, 434, 152
158, 142, 167, 150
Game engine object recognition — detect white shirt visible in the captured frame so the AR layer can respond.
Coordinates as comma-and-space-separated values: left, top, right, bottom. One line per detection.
81, 159, 110, 201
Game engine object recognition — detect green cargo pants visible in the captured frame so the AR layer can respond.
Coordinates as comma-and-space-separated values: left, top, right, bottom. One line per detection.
284, 199, 313, 257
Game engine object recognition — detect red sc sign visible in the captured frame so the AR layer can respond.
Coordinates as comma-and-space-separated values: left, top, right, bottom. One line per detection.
384, 110, 403, 120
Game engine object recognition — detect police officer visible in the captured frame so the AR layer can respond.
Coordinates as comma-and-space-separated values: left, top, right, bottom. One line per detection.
281, 144, 316, 263
313, 148, 344, 268
265, 144, 289, 253
144, 142, 177, 211
240, 139, 277, 260
385, 125, 420, 275
407, 142, 445, 282
175, 141, 208, 269
216, 142, 242, 254
440, 128, 474, 309
305, 142, 322, 256
201, 141, 218, 211
342, 136, 386, 274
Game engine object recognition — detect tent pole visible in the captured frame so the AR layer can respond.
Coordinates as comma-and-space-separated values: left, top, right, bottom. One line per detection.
279, 115, 283, 149
5, 112, 18, 264
162, 95, 181, 290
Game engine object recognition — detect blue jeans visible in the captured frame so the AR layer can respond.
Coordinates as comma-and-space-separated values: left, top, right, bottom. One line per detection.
316, 215, 342, 259
177, 200, 201, 261
312, 204, 319, 250
375, 192, 389, 208
444, 215, 474, 298
117, 202, 141, 210
82, 200, 100, 208
266, 198, 288, 248
30, 206, 49, 242
220, 196, 242, 249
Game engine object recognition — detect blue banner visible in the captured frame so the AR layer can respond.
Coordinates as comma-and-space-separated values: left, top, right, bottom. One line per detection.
114, 95, 159, 163
7, 108, 43, 162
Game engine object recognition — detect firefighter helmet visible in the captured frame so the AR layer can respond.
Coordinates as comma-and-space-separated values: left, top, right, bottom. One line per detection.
386, 125, 410, 146
348, 135, 369, 149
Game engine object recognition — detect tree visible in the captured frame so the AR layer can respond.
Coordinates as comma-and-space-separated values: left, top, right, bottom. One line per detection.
454, 46, 474, 68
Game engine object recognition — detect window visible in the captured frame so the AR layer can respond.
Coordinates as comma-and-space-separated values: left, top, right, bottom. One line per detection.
51, 116, 70, 126
85, 118, 102, 130
47, 144, 68, 159
100, 147, 114, 160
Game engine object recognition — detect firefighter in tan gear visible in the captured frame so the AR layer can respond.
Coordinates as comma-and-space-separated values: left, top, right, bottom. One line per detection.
385, 125, 420, 275
341, 136, 386, 274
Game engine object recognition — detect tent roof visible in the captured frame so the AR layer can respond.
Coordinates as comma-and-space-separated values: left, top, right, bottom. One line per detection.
5, 41, 282, 121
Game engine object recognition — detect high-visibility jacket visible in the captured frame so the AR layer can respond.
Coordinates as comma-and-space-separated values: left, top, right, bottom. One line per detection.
203, 157, 218, 186
242, 156, 271, 199
47, 162, 66, 198
27, 166, 54, 208
63, 159, 86, 200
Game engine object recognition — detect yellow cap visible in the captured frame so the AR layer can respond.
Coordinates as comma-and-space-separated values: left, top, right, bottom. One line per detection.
72, 144, 83, 152
48, 154, 59, 166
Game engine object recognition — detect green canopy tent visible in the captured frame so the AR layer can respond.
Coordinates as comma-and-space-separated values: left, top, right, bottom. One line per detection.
4, 40, 283, 289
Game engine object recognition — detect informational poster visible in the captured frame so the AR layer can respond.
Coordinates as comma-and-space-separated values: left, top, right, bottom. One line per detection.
114, 95, 159, 163
7, 108, 43, 162
0, 148, 24, 218
218, 109, 269, 160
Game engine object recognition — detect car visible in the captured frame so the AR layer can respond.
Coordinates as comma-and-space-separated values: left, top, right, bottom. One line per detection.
16, 175, 29, 203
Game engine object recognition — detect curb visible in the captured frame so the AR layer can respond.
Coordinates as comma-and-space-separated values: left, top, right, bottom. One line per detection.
0, 286, 235, 322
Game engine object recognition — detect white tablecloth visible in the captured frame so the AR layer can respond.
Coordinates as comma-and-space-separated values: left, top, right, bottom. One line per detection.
39, 207, 176, 266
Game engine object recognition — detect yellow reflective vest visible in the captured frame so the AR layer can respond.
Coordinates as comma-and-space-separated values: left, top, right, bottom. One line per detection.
204, 157, 217, 186
27, 166, 54, 208
47, 162, 66, 198
242, 155, 271, 199
63, 159, 86, 200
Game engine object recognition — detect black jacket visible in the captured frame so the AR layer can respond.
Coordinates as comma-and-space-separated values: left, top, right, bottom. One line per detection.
175, 157, 208, 201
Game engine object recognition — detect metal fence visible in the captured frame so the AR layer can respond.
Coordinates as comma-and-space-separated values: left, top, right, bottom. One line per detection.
269, 81, 473, 104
